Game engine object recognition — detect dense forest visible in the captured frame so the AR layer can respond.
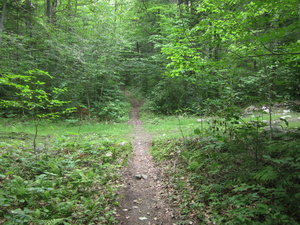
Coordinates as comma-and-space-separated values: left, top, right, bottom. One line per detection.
1, 0, 300, 224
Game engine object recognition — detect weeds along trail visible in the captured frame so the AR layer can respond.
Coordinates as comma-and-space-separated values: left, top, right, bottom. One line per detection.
116, 96, 177, 224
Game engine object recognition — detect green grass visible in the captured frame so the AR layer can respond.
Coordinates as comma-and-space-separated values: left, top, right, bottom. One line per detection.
141, 111, 300, 140
237, 112, 300, 131
141, 114, 208, 140
0, 118, 132, 144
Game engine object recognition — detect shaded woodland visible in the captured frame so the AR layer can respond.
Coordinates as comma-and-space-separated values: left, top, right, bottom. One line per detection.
1, 0, 300, 224
1, 0, 300, 117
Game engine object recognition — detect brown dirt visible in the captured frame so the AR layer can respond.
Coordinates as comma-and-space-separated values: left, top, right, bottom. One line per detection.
116, 97, 178, 224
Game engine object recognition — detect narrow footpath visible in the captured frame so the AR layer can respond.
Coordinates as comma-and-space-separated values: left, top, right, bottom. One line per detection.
116, 97, 177, 224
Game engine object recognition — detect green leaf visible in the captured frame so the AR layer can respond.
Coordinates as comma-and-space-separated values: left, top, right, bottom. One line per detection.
254, 166, 278, 182
194, 128, 201, 135
279, 117, 289, 127
37, 218, 65, 225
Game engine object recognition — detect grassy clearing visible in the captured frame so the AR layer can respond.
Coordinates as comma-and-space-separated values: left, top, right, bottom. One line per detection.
141, 110, 300, 140
0, 119, 132, 224
141, 113, 208, 140
0, 119, 132, 140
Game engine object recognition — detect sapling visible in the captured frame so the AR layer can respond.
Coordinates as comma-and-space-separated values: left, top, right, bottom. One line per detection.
0, 69, 75, 152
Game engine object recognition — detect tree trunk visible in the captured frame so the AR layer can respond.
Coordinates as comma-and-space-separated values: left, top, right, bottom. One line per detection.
85, 82, 91, 118
46, 0, 58, 23
46, 0, 51, 20
0, 0, 7, 48
25, 0, 33, 37
52, 0, 57, 22
74, 0, 78, 17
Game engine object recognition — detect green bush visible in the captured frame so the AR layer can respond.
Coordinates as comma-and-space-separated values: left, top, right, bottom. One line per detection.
150, 120, 300, 224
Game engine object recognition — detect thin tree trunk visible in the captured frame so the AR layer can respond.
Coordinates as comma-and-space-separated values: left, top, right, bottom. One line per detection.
85, 82, 91, 118
46, 0, 57, 23
46, 0, 51, 21
74, 0, 78, 17
25, 0, 33, 36
51, 0, 57, 22
0, 0, 7, 48
67, 0, 72, 15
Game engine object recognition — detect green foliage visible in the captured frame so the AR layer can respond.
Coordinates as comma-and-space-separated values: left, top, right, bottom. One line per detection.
95, 95, 131, 122
2, 0, 300, 223
132, 0, 300, 116
37, 218, 66, 225
0, 0, 133, 121
0, 123, 132, 224
0, 70, 71, 119
144, 76, 202, 114
150, 113, 300, 224
0, 69, 75, 151
1, 0, 300, 119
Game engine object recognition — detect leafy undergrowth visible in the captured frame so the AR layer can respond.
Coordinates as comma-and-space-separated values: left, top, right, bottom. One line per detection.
0, 123, 131, 225
151, 120, 300, 224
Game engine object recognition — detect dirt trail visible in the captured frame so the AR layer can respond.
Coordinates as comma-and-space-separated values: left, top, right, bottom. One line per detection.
116, 97, 177, 224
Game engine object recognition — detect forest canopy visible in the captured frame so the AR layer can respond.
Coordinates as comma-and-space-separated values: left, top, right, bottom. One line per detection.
0, 0, 300, 117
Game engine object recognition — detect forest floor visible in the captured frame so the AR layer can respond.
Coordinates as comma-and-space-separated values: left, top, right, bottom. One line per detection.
115, 96, 178, 224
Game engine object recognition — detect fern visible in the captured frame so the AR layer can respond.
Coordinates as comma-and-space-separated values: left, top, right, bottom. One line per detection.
37, 218, 66, 225
187, 161, 200, 172
254, 166, 278, 182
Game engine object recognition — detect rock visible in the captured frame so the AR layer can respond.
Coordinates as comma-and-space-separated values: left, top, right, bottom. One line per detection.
244, 105, 271, 114
244, 105, 256, 114
262, 120, 270, 125
263, 125, 286, 132
139, 217, 147, 221
262, 106, 270, 113
280, 115, 291, 119
134, 174, 147, 180
120, 141, 127, 146
135, 174, 142, 179
263, 125, 287, 138
105, 151, 112, 157
133, 199, 142, 204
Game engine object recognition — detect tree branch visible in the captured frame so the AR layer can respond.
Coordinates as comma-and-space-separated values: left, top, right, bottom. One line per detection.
245, 52, 300, 58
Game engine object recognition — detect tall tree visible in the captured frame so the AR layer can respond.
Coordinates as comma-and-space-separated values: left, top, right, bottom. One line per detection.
0, 0, 7, 48
46, 0, 57, 23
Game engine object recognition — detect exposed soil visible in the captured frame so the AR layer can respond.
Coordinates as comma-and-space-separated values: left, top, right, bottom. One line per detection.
116, 96, 177, 224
